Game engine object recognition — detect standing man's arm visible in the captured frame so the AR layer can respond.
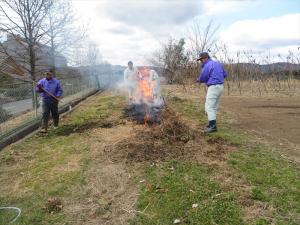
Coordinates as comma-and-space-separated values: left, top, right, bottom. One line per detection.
36, 79, 44, 93
55, 81, 63, 98
197, 65, 210, 84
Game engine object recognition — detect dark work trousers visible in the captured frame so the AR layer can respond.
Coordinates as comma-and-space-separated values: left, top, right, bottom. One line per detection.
42, 99, 59, 129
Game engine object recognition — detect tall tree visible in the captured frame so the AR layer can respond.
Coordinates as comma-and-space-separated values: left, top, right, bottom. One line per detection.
187, 19, 219, 58
0, 0, 53, 110
44, 0, 86, 74
0, 0, 53, 81
152, 38, 188, 83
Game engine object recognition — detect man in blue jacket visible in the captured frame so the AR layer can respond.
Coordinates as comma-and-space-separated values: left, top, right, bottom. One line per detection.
36, 69, 63, 133
197, 52, 228, 133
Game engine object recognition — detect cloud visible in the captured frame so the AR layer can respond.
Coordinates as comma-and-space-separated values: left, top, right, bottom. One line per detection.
105, 25, 135, 36
202, 0, 255, 16
73, 1, 299, 65
73, 0, 200, 65
100, 0, 202, 33
220, 13, 300, 51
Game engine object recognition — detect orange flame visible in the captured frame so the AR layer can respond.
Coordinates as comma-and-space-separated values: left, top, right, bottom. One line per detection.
133, 67, 155, 127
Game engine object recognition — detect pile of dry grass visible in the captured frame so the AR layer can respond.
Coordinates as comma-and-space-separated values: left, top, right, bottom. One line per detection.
117, 108, 195, 162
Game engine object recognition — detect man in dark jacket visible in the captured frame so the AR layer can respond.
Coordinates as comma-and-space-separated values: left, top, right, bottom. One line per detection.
36, 69, 63, 133
197, 52, 228, 133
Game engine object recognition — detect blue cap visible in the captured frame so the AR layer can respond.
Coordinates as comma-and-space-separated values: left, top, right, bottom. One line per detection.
197, 52, 210, 61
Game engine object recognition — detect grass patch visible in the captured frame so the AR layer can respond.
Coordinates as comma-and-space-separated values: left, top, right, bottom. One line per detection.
129, 161, 244, 225
251, 187, 268, 201
230, 146, 300, 224
1, 89, 299, 224
167, 91, 300, 224
168, 96, 246, 146
0, 132, 90, 224
0, 94, 124, 225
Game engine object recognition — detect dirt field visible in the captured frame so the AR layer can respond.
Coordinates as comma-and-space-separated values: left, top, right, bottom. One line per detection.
221, 96, 300, 163
165, 84, 300, 164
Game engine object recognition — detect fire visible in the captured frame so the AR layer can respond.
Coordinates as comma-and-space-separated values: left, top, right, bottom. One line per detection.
138, 67, 153, 126
127, 66, 163, 126
129, 67, 154, 126
138, 67, 153, 103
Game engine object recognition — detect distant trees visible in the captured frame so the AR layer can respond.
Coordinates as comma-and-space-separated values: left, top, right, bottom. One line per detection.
85, 42, 103, 88
152, 38, 189, 83
0, 0, 86, 78
150, 19, 300, 96
151, 20, 220, 84
44, 0, 86, 74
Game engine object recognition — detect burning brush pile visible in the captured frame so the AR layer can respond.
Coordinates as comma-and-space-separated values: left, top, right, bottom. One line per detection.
121, 107, 195, 162
124, 67, 164, 126
120, 67, 196, 161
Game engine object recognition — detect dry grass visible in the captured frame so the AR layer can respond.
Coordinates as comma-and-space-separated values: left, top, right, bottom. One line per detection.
0, 89, 299, 225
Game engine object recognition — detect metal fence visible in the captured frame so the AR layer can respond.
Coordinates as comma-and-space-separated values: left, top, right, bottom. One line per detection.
0, 74, 113, 140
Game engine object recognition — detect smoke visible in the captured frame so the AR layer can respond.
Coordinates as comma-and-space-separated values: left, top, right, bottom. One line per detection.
116, 66, 164, 108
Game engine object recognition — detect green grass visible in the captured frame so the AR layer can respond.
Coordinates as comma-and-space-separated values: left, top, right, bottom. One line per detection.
0, 121, 91, 224
0, 94, 124, 225
0, 135, 90, 224
230, 145, 300, 224
1, 91, 299, 225
130, 161, 244, 225
168, 96, 246, 146
164, 94, 300, 224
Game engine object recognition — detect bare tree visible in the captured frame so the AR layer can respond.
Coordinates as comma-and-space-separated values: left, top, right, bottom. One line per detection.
86, 42, 103, 66
43, 0, 87, 74
85, 41, 103, 89
0, 0, 53, 110
151, 38, 188, 84
0, 0, 53, 81
187, 19, 220, 58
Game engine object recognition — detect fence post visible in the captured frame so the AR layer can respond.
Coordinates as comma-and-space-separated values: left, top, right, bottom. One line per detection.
32, 81, 38, 117
94, 74, 100, 90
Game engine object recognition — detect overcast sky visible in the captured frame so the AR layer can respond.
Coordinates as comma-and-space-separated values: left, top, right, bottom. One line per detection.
73, 0, 300, 65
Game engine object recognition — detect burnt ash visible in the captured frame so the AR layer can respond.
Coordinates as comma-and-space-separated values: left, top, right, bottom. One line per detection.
123, 103, 163, 125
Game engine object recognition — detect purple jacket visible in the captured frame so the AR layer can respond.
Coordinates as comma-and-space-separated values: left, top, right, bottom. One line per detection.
197, 59, 228, 86
36, 78, 63, 101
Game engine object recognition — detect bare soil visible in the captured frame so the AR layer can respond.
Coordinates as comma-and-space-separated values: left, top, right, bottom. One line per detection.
164, 84, 300, 164
221, 96, 300, 163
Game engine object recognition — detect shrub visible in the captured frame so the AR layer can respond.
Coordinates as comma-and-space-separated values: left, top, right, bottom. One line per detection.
0, 106, 11, 123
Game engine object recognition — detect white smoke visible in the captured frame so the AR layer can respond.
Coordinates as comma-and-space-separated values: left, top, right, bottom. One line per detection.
116, 67, 164, 108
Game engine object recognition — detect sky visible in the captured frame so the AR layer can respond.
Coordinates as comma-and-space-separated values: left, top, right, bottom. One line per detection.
72, 0, 300, 65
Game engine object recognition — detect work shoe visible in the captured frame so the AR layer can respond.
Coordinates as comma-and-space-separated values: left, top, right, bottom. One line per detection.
205, 125, 217, 133
205, 120, 217, 133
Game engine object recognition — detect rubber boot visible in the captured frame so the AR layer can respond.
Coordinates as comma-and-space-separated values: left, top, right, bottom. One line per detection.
206, 120, 217, 133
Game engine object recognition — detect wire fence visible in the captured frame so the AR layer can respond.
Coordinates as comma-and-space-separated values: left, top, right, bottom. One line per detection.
0, 73, 114, 140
